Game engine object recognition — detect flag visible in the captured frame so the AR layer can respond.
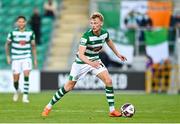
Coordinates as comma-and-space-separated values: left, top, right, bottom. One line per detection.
145, 28, 169, 63
147, 0, 172, 28
120, 0, 172, 28
105, 29, 135, 65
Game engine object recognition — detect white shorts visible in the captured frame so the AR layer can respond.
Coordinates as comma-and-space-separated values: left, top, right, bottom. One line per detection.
69, 61, 107, 81
12, 58, 32, 74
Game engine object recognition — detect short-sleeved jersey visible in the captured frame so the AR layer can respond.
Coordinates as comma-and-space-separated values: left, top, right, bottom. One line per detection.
7, 28, 35, 60
75, 28, 110, 64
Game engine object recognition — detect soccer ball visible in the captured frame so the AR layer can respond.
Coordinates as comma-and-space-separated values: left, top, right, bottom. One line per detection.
121, 103, 135, 117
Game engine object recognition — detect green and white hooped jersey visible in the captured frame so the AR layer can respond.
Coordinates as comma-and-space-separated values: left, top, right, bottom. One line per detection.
75, 28, 110, 64
7, 28, 35, 60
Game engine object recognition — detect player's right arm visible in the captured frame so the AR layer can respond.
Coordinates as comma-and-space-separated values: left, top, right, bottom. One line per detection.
78, 45, 100, 68
5, 32, 12, 64
78, 33, 100, 68
5, 40, 11, 64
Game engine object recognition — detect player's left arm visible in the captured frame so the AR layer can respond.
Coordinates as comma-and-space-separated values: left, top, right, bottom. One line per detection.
106, 39, 127, 62
31, 40, 37, 69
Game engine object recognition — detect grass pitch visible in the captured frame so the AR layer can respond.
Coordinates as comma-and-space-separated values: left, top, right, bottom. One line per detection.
0, 91, 179, 123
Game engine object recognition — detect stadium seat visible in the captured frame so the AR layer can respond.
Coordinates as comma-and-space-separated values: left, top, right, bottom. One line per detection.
10, 0, 22, 6
0, 36, 7, 44
41, 26, 52, 34
1, 0, 11, 6
41, 17, 53, 25
0, 54, 6, 60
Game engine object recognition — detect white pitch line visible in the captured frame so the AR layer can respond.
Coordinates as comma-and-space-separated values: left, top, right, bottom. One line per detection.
0, 109, 106, 113
1, 109, 179, 114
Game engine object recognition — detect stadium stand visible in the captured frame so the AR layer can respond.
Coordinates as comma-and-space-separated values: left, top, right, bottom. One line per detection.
0, 0, 61, 70
45, 0, 89, 70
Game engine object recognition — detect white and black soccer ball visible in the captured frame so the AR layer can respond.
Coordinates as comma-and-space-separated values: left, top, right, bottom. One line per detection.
121, 103, 135, 117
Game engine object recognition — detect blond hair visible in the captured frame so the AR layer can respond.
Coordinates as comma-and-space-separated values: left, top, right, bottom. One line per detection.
90, 12, 104, 22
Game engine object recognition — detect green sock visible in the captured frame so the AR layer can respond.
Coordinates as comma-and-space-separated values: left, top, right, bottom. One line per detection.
50, 87, 67, 105
105, 86, 115, 112
14, 81, 19, 91
23, 77, 29, 94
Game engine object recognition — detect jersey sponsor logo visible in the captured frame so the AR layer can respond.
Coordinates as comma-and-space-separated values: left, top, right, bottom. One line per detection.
89, 33, 108, 41
87, 46, 102, 52
19, 40, 26, 46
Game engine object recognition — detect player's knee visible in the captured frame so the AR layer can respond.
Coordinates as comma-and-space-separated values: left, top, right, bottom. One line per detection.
64, 81, 76, 91
67, 85, 74, 91
13, 74, 20, 81
24, 70, 30, 76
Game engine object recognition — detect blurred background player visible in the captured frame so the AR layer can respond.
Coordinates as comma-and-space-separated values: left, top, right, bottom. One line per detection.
42, 12, 127, 117
5, 16, 37, 103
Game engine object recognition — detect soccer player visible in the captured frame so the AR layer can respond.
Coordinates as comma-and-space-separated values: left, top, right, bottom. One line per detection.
42, 12, 127, 117
5, 16, 37, 103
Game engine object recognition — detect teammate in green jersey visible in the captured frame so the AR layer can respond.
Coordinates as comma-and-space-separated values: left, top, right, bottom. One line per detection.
5, 16, 37, 103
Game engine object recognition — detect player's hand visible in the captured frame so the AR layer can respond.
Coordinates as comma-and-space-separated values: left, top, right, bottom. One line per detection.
6, 56, 11, 64
34, 59, 38, 69
90, 61, 101, 69
119, 55, 127, 62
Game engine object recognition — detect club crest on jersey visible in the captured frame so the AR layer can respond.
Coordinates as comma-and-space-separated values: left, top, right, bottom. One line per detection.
80, 38, 87, 45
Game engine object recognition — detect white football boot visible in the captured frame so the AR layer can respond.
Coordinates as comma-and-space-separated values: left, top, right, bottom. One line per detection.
22, 94, 29, 103
13, 90, 20, 102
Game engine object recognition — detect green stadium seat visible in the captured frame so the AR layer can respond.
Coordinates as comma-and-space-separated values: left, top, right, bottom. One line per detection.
2, 25, 13, 33
10, 0, 22, 6
0, 46, 4, 53
0, 54, 6, 60
0, 36, 7, 44
41, 17, 53, 25
41, 35, 51, 43
0, 26, 3, 33
8, 8, 20, 16
1, 0, 12, 6
34, 0, 45, 6
0, 54, 8, 69
41, 26, 52, 34
21, 0, 34, 6
37, 46, 43, 52
0, 8, 5, 15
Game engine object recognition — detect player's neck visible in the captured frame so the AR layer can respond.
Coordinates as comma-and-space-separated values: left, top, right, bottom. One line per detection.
93, 30, 101, 36
19, 27, 25, 32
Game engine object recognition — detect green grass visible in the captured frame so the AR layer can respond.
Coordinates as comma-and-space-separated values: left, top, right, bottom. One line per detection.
0, 91, 180, 123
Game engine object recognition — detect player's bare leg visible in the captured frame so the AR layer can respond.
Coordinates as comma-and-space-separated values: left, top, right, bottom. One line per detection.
13, 74, 20, 102
97, 70, 122, 117
42, 80, 76, 117
22, 70, 30, 103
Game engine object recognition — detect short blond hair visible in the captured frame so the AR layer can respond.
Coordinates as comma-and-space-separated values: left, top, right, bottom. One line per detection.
90, 12, 104, 22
